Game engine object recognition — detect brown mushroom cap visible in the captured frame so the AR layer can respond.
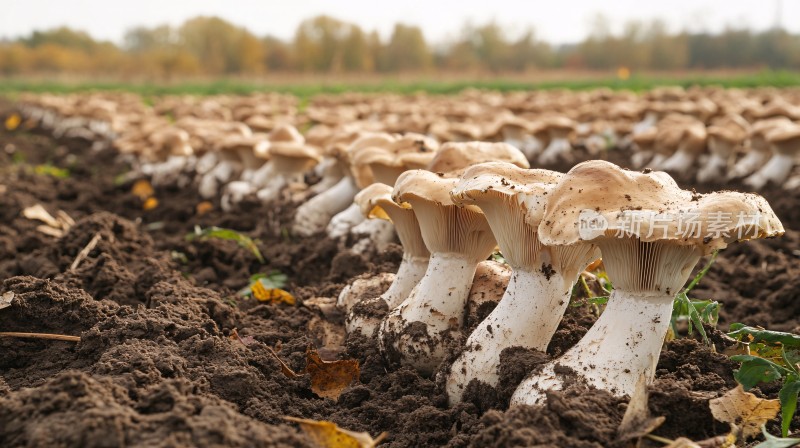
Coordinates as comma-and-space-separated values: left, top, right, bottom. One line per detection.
355, 183, 429, 259
426, 142, 530, 175
393, 170, 496, 258
538, 160, 784, 254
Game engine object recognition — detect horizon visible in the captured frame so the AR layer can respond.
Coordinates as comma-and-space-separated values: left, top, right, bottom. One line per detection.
2, 0, 797, 46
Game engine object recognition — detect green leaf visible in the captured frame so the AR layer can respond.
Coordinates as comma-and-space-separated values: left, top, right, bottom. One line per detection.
754, 425, 800, 448
779, 376, 800, 437
731, 355, 790, 390
728, 326, 800, 349
186, 226, 265, 263
683, 250, 719, 293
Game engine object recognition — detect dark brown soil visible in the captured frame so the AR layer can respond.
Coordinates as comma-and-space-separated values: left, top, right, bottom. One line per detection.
1, 118, 798, 447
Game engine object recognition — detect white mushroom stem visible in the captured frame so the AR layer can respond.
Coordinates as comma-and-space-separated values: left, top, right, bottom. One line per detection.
350, 219, 396, 254
511, 239, 701, 406
293, 176, 359, 236
195, 151, 219, 176
633, 112, 658, 135
238, 148, 264, 182
198, 153, 241, 199
311, 157, 345, 195
347, 255, 429, 336
380, 252, 480, 376
446, 268, 570, 403
745, 153, 795, 189
728, 151, 769, 180
659, 148, 696, 173
697, 139, 732, 183
537, 138, 571, 165
250, 162, 277, 190
147, 155, 193, 187
221, 181, 255, 212
631, 150, 654, 169
327, 203, 365, 239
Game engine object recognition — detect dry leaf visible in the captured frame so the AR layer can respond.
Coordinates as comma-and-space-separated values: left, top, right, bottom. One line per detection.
0, 291, 14, 310
305, 346, 359, 401
709, 385, 780, 440
143, 197, 159, 210
284, 417, 386, 448
196, 201, 214, 215
5, 113, 21, 131
618, 374, 666, 441
132, 179, 154, 200
252, 282, 296, 305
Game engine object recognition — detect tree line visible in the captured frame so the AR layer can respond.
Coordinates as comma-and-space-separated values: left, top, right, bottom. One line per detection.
1, 15, 799, 78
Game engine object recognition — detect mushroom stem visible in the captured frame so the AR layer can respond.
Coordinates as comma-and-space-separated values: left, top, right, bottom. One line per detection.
293, 176, 359, 236
446, 268, 570, 404
537, 137, 571, 165
745, 152, 795, 189
346, 254, 429, 336
511, 288, 674, 406
728, 150, 769, 179
511, 238, 701, 405
696, 152, 728, 183
380, 252, 480, 376
327, 203, 365, 239
659, 148, 696, 173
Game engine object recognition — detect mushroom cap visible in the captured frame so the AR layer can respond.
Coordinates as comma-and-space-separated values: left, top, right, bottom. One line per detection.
767, 122, 800, 145
538, 160, 784, 253
355, 183, 397, 220
450, 162, 564, 211
394, 170, 465, 210
268, 142, 321, 161
268, 124, 305, 144
426, 142, 530, 175
707, 114, 750, 143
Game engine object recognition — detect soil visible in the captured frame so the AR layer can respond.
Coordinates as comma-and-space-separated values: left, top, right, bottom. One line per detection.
1, 113, 799, 447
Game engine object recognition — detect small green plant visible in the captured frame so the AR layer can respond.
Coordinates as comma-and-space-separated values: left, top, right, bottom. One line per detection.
670, 251, 720, 344
33, 164, 70, 179
755, 425, 800, 447
186, 226, 265, 263
238, 271, 288, 297
729, 324, 800, 437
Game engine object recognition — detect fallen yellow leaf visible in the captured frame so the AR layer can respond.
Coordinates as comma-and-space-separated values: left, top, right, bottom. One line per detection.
143, 197, 159, 210
284, 417, 386, 448
132, 179, 154, 200
709, 385, 780, 440
305, 347, 359, 401
5, 113, 21, 131
252, 281, 295, 305
196, 201, 214, 215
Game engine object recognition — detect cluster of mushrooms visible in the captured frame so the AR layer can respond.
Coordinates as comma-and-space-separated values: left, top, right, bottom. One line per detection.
12, 89, 790, 406
335, 140, 783, 407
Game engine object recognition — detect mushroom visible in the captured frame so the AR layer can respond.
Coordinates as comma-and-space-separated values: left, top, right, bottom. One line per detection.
378, 170, 498, 375
745, 122, 800, 189
345, 183, 430, 337
537, 116, 576, 165
658, 119, 707, 173
728, 117, 791, 180
445, 162, 599, 404
292, 133, 394, 237
255, 142, 322, 204
696, 115, 749, 183
511, 160, 784, 405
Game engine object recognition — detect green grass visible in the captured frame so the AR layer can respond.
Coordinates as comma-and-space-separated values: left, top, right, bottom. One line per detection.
1, 71, 799, 98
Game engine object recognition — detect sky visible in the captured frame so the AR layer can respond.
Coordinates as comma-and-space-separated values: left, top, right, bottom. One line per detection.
1, 0, 797, 45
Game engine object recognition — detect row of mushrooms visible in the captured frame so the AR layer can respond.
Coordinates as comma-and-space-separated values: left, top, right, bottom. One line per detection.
341, 141, 783, 407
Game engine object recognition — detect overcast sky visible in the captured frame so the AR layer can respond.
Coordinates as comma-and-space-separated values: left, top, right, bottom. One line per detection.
1, 0, 796, 45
